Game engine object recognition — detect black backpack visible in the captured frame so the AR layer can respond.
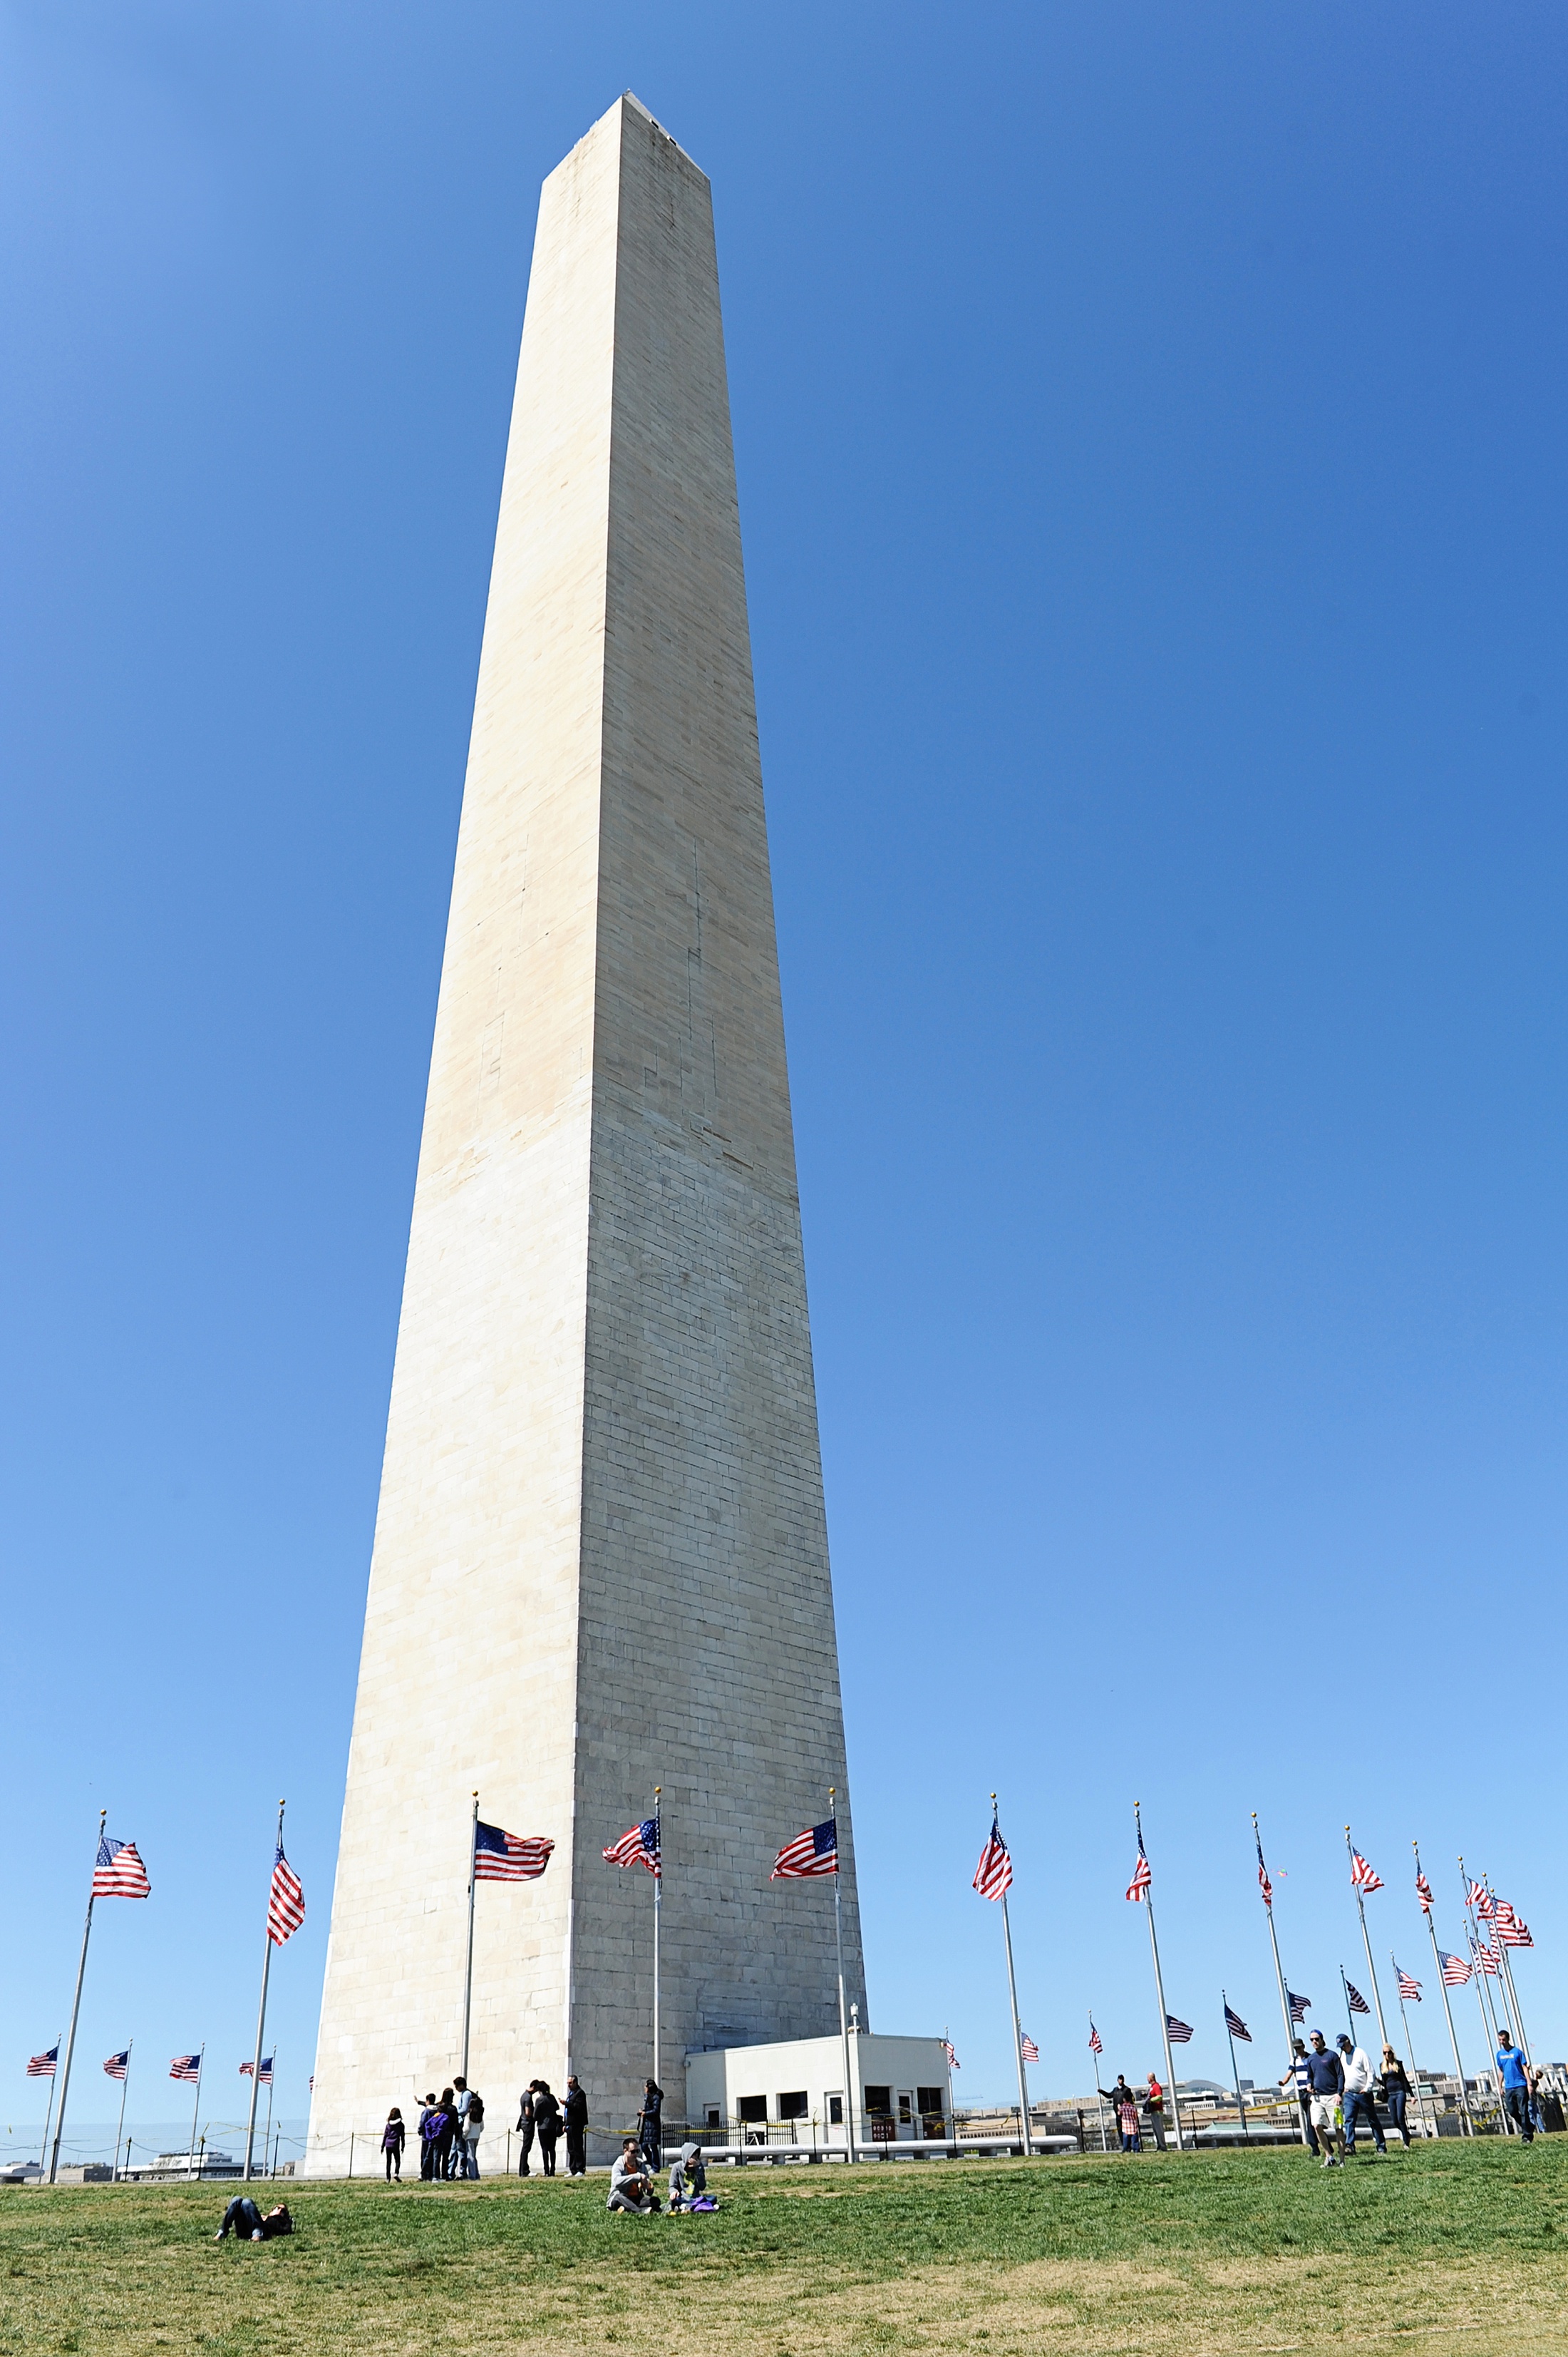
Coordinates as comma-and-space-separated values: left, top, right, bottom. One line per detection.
467, 2092, 485, 2127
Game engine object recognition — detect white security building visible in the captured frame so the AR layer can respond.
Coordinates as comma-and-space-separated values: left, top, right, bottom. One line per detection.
685, 2028, 954, 2152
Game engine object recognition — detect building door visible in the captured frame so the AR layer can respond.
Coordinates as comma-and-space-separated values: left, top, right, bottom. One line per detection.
897, 2091, 917, 2140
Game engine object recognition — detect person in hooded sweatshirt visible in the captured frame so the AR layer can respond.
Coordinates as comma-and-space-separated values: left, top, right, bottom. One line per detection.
668, 2142, 708, 2210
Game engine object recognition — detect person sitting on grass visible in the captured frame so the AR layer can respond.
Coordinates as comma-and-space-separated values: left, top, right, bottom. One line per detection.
607, 2136, 661, 2213
215, 2199, 292, 2242
668, 2142, 708, 2211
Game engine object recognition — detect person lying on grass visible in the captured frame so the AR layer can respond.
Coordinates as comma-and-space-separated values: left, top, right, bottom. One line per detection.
215, 2199, 292, 2242
607, 2137, 661, 2213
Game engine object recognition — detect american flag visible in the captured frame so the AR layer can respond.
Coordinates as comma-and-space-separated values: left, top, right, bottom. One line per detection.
103, 2050, 130, 2080
1345, 1981, 1371, 2016
602, 1817, 661, 1878
773, 1817, 838, 1879
1468, 1881, 1494, 1919
1224, 2004, 1251, 2042
971, 1814, 1013, 1901
1021, 2033, 1039, 2064
1088, 2019, 1103, 2056
1254, 1827, 1273, 1907
239, 2056, 274, 2084
943, 2039, 960, 2070
1470, 1938, 1500, 1977
1166, 2014, 1195, 2044
269, 1846, 306, 1943
1440, 1949, 1472, 1986
26, 2045, 58, 2078
169, 2053, 202, 2083
473, 1822, 554, 1882
1288, 1989, 1311, 2023
1125, 1847, 1151, 1903
1415, 1869, 1434, 1914
93, 1834, 151, 1900
1349, 1850, 1383, 1894
1396, 1964, 1421, 2001
1495, 1903, 1533, 1948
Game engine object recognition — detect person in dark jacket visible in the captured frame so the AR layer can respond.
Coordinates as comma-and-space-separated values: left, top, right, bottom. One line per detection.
427, 2090, 458, 2182
1304, 2035, 1345, 2166
215, 2198, 292, 2240
1380, 2048, 1413, 2147
563, 2077, 589, 2177
417, 2094, 440, 2181
382, 2107, 406, 2181
517, 2083, 538, 2175
638, 2079, 664, 2167
533, 2082, 562, 2176
1098, 2075, 1141, 2152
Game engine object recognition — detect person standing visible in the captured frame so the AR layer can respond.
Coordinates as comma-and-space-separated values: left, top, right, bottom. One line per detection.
638, 2078, 664, 2167
516, 2083, 537, 2176
459, 2086, 485, 2178
1497, 2035, 1534, 2143
1304, 2034, 1345, 2167
417, 2093, 440, 2182
1280, 2040, 1319, 2155
1379, 2048, 1413, 2147
532, 2081, 562, 2177
1337, 2035, 1386, 2157
432, 2088, 458, 2182
563, 2076, 588, 2177
381, 2107, 406, 2182
1099, 2075, 1141, 2152
1142, 2073, 1167, 2152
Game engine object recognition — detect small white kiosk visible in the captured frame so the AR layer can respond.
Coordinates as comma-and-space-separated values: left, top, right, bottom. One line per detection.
684, 2023, 954, 2157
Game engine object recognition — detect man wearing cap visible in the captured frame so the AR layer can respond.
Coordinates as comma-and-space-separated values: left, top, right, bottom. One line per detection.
1337, 2033, 1386, 2157
1304, 2033, 1345, 2167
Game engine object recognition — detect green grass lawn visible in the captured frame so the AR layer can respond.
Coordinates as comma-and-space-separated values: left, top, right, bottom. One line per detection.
5, 2140, 1567, 2356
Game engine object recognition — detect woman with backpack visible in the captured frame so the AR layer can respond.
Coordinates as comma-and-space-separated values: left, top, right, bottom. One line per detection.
532, 2081, 562, 2176
458, 2085, 485, 2178
381, 2106, 406, 2181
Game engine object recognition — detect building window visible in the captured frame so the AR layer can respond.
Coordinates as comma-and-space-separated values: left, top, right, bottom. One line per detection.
704, 2107, 721, 2129
864, 2085, 892, 2116
918, 2088, 944, 2115
778, 2091, 808, 2120
828, 2095, 843, 2124
897, 2094, 912, 2125
738, 2095, 767, 2124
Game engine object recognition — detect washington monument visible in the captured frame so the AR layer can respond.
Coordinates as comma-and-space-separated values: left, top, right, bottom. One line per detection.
306, 94, 864, 2161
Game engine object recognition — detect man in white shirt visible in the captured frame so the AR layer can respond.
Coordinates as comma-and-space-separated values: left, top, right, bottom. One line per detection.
1336, 2034, 1387, 2155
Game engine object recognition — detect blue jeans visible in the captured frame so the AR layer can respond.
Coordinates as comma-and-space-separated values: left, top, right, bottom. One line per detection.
1343, 2091, 1386, 2152
219, 2197, 264, 2238
1387, 2088, 1409, 2143
1505, 2085, 1534, 2141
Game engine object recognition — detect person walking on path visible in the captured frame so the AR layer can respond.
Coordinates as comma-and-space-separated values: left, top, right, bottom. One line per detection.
1099, 2075, 1142, 2152
532, 2081, 562, 2176
516, 2083, 538, 2176
381, 2107, 406, 2181
1304, 2034, 1345, 2167
1142, 2073, 1168, 2152
607, 2137, 661, 2214
638, 2079, 664, 2167
1379, 2049, 1413, 2147
1337, 2036, 1386, 2157
563, 2077, 589, 2177
1281, 2041, 1319, 2155
1497, 2035, 1534, 2142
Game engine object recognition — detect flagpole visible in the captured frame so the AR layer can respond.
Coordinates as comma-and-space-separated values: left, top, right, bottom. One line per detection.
113, 2043, 133, 2178
49, 1809, 106, 2183
1339, 1963, 1356, 2045
189, 2047, 205, 2172
1089, 2019, 1108, 2152
1345, 1828, 1390, 2050
1458, 1858, 1508, 2128
1413, 1842, 1471, 2135
263, 2052, 276, 2174
244, 1799, 285, 2181
652, 1787, 662, 2096
1253, 1814, 1307, 2147
1392, 1973, 1433, 2139
992, 1794, 1033, 2154
461, 1792, 479, 2084
38, 2038, 61, 2176
830, 1788, 853, 2157
1137, 1804, 1182, 2153
1222, 1993, 1249, 2139
1487, 1876, 1533, 2075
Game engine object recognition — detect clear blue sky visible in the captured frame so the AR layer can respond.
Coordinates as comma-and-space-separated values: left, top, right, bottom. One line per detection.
4, 1, 1565, 2144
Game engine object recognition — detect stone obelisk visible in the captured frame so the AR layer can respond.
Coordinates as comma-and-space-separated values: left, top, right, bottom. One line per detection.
306, 94, 864, 2166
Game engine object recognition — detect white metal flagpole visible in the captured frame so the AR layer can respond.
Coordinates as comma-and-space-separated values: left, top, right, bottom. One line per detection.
1413, 1842, 1471, 2135
188, 2048, 205, 2172
48, 1809, 106, 2183
1344, 1827, 1390, 2051
113, 2043, 133, 2178
244, 1800, 286, 2181
1253, 1814, 1308, 2147
461, 1792, 480, 2083
652, 1787, 662, 2096
1391, 1968, 1433, 2139
1486, 1877, 1533, 2075
1088, 2018, 1108, 2151
1458, 1858, 1509, 2128
990, 1794, 1033, 2153
1222, 1994, 1249, 2138
1135, 1804, 1183, 2152
38, 2037, 61, 2177
830, 1788, 853, 2155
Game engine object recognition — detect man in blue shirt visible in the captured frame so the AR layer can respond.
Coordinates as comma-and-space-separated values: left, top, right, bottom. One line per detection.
1497, 2035, 1534, 2143
1304, 2033, 1346, 2167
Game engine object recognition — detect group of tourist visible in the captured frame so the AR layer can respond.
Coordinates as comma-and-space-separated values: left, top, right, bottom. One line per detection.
1283, 2028, 1552, 2160
378, 2071, 642, 2182
1095, 2071, 1171, 2151
607, 2137, 713, 2214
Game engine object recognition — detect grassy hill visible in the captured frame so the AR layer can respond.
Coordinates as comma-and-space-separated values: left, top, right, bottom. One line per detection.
4, 2140, 1565, 2355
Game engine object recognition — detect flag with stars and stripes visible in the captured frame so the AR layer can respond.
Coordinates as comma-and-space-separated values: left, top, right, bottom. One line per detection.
1349, 1851, 1383, 1894
1021, 2033, 1039, 2063
474, 1822, 554, 1882
1125, 1846, 1151, 1903
603, 1817, 661, 1878
239, 2056, 274, 2084
1254, 1827, 1273, 1906
103, 2050, 130, 2080
268, 1847, 306, 1943
1088, 2019, 1103, 2056
773, 1818, 838, 1879
1224, 2003, 1251, 2042
1468, 1881, 1493, 1919
1440, 1950, 1472, 1986
1166, 2014, 1195, 2044
26, 2045, 58, 2078
169, 2053, 202, 2083
971, 1814, 1013, 1901
943, 2039, 959, 2070
1470, 1938, 1500, 1977
1346, 1981, 1371, 2015
1288, 1990, 1311, 2022
1396, 1965, 1421, 2001
1415, 1869, 1434, 1914
1495, 1903, 1532, 1948
93, 1835, 151, 1900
